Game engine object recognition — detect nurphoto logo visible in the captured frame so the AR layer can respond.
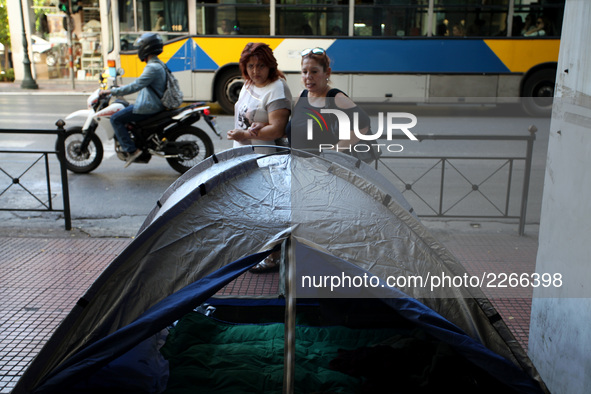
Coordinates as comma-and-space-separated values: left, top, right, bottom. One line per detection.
306, 109, 418, 154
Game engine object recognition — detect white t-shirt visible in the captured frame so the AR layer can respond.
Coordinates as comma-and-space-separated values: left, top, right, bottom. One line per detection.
233, 78, 292, 149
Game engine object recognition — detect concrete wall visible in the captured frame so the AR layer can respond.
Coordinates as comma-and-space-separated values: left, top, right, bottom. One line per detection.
529, 1, 591, 393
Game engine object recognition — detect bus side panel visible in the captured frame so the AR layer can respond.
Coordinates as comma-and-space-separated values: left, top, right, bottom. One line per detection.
329, 75, 351, 96
120, 54, 143, 80
483, 39, 560, 73
175, 70, 194, 99
350, 74, 427, 101
497, 75, 522, 99
190, 72, 215, 102
327, 39, 510, 74
428, 75, 498, 100
284, 73, 304, 98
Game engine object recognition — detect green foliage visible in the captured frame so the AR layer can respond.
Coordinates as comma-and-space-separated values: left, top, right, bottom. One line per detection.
0, 0, 10, 73
0, 0, 10, 49
34, 0, 53, 36
0, 68, 15, 81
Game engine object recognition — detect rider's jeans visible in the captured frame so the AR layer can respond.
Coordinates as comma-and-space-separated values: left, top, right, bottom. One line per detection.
110, 105, 153, 153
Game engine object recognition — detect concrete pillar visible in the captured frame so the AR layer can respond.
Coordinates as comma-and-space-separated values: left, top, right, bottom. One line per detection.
7, 0, 37, 82
529, 1, 591, 393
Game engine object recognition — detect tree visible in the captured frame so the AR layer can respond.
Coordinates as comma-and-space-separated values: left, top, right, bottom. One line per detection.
0, 0, 11, 73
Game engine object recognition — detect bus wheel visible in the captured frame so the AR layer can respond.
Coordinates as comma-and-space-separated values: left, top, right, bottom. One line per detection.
521, 68, 556, 117
216, 68, 243, 114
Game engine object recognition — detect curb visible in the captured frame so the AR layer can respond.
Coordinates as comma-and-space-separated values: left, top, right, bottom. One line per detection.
0, 90, 93, 96
0, 81, 97, 96
0, 82, 228, 114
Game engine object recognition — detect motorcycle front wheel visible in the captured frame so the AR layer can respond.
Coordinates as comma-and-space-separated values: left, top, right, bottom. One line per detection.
59, 126, 104, 173
166, 126, 214, 174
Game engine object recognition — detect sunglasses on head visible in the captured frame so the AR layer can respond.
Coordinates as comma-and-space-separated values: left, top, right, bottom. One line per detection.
301, 47, 326, 57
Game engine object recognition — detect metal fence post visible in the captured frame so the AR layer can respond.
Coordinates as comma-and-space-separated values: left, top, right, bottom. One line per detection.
56, 120, 72, 230
518, 125, 537, 236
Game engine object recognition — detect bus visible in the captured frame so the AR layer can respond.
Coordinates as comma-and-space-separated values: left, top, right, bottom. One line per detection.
97, 0, 564, 115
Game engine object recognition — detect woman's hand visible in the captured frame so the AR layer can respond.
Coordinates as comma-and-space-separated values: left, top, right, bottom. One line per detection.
227, 122, 272, 142
247, 122, 265, 137
227, 129, 250, 142
247, 109, 290, 141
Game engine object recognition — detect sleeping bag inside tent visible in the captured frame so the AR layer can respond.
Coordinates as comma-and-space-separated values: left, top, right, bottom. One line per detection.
13, 148, 547, 394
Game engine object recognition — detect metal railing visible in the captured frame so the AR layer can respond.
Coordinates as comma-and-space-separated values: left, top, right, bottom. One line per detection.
372, 126, 537, 235
0, 121, 71, 230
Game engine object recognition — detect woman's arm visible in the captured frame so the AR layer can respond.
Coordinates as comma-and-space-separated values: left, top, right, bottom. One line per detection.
333, 93, 370, 148
246, 108, 291, 141
227, 128, 251, 142
524, 27, 544, 36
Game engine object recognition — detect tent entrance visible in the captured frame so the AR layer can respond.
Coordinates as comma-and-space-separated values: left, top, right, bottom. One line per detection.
161, 298, 522, 394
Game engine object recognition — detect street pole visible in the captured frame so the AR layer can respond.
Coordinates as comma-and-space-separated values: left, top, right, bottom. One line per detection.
67, 0, 75, 89
19, 0, 38, 89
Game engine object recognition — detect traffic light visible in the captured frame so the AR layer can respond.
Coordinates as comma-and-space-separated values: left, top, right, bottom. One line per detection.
59, 0, 70, 15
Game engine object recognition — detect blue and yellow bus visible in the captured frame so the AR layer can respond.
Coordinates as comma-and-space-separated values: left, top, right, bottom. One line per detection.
99, 0, 564, 115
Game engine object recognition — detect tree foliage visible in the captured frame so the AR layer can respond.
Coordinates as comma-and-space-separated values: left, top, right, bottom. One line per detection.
0, 0, 10, 72
0, 0, 10, 49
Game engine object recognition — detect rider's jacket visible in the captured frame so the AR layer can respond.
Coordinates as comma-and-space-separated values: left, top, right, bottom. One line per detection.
110, 57, 166, 115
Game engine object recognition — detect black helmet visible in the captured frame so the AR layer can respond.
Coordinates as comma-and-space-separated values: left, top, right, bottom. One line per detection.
135, 33, 163, 62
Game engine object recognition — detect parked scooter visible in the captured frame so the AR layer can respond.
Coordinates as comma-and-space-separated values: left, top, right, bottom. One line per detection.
60, 73, 221, 174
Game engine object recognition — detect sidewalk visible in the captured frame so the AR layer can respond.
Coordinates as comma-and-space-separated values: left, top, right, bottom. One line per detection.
0, 79, 98, 95
0, 79, 225, 113
0, 218, 540, 393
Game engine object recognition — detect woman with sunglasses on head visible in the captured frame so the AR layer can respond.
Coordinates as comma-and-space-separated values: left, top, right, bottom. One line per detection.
287, 47, 372, 158
227, 43, 292, 152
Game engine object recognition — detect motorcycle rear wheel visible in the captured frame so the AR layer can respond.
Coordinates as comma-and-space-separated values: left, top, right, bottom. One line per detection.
60, 126, 104, 173
166, 126, 214, 174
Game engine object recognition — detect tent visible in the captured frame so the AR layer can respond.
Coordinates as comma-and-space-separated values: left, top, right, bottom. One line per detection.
14, 147, 547, 393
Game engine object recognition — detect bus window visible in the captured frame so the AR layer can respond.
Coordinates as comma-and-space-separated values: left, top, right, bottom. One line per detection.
431, 0, 510, 38
196, 0, 270, 35
514, 0, 564, 37
119, 0, 188, 38
118, 0, 135, 33
354, 0, 430, 37
275, 0, 349, 36
429, 0, 564, 38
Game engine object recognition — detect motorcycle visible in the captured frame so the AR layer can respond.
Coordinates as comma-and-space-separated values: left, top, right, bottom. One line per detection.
60, 73, 221, 174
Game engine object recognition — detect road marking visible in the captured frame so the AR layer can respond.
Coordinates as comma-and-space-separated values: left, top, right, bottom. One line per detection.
103, 140, 117, 159
0, 141, 34, 148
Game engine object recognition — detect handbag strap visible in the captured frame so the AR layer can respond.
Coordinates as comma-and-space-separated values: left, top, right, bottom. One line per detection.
300, 88, 344, 99
326, 88, 345, 98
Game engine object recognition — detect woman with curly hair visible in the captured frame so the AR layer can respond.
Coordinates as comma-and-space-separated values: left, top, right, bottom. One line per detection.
227, 42, 292, 150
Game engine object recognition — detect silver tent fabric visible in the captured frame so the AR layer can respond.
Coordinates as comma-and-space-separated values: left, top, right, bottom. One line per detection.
17, 147, 541, 392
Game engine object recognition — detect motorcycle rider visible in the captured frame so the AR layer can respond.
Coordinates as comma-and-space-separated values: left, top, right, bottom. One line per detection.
100, 33, 166, 167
